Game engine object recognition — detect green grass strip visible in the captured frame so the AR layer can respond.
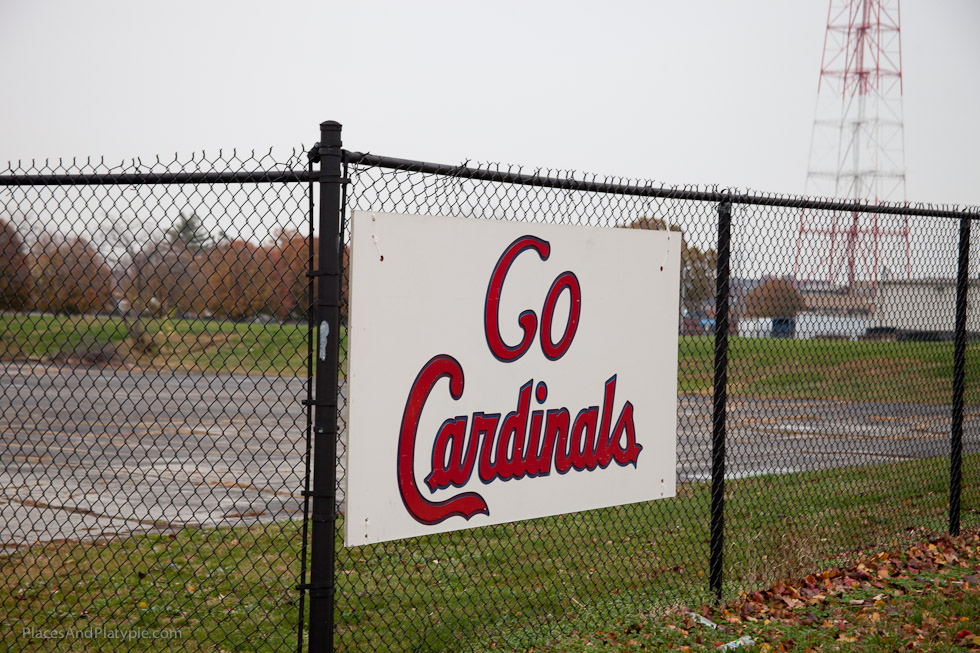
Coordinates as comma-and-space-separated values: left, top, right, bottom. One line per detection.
3, 453, 976, 651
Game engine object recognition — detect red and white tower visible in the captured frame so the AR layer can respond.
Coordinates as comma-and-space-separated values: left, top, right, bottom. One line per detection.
794, 0, 911, 290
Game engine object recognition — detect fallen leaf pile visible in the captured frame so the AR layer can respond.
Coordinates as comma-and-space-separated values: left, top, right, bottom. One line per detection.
697, 529, 980, 651
541, 529, 980, 651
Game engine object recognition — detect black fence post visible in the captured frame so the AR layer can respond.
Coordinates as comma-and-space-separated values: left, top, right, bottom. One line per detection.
950, 215, 971, 537
308, 121, 344, 651
709, 198, 732, 602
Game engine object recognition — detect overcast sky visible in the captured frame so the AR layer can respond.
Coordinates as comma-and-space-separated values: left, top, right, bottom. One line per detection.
1, 0, 978, 208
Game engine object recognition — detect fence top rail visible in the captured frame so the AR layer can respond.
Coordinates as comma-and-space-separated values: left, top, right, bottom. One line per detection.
0, 169, 314, 187
346, 151, 980, 220
3, 149, 976, 220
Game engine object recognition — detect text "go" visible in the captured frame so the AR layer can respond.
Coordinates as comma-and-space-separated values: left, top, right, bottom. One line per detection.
484, 235, 582, 362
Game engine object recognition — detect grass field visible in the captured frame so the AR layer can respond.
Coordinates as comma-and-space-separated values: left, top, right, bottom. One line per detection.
3, 454, 976, 651
2, 522, 304, 652
0, 313, 325, 377
2, 313, 978, 404
680, 334, 980, 404
540, 530, 980, 651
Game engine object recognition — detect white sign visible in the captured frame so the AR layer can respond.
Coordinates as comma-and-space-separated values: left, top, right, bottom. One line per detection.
345, 211, 680, 546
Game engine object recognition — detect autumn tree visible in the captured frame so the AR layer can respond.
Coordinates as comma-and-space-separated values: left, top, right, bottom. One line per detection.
266, 230, 313, 320
0, 217, 33, 311
200, 240, 275, 319
125, 239, 201, 316
265, 229, 350, 322
32, 235, 114, 315
625, 217, 717, 316
121, 211, 232, 317
742, 278, 806, 318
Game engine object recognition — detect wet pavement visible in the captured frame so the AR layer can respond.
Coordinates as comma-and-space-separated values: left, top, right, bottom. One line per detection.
1, 362, 976, 550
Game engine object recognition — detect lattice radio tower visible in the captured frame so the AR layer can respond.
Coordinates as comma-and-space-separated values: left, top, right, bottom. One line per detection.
793, 0, 911, 291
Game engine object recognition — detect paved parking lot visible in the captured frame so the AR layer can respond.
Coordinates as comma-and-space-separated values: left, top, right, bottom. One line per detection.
0, 362, 317, 551
677, 394, 980, 482
1, 362, 977, 550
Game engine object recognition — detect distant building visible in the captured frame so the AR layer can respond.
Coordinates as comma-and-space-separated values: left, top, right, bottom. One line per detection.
797, 280, 874, 316
873, 279, 980, 340
738, 313, 869, 341
739, 316, 797, 339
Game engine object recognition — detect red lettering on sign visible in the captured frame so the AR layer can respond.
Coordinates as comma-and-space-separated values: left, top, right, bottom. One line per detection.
484, 236, 549, 362
495, 381, 532, 481
549, 408, 573, 474
400, 358, 642, 524
484, 236, 581, 362
541, 271, 581, 360
396, 237, 643, 526
475, 413, 502, 484
398, 355, 489, 525
425, 417, 476, 492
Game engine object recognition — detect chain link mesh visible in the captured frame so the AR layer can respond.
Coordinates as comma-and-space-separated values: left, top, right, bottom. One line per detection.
2, 143, 978, 651
724, 199, 978, 596
339, 163, 722, 651
969, 334, 980, 532
1, 149, 313, 651
339, 158, 979, 651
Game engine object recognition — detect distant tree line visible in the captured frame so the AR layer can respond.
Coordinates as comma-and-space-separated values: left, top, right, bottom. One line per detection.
4, 210, 800, 324
0, 212, 346, 321
622, 217, 808, 321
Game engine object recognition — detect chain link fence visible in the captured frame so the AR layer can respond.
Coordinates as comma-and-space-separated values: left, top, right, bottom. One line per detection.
337, 159, 723, 651
1, 150, 316, 651
1, 127, 978, 651
336, 151, 979, 651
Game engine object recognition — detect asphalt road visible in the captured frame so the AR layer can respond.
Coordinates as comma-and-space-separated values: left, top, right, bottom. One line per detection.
0, 362, 323, 551
1, 362, 977, 550
678, 394, 980, 482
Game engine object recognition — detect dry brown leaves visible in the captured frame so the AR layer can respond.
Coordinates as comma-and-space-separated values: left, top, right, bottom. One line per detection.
704, 530, 980, 651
